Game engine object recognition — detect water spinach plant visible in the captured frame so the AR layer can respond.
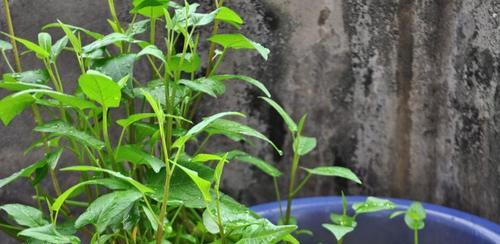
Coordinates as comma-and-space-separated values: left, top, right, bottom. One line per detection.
0, 0, 365, 243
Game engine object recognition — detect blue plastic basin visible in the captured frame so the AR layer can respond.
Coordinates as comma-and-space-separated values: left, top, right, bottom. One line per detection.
250, 196, 500, 244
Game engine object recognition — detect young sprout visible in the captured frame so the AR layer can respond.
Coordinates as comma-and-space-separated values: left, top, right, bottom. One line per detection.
323, 192, 396, 244
390, 202, 426, 244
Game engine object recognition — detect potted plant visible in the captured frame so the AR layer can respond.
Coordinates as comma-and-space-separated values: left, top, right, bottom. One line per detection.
0, 1, 498, 244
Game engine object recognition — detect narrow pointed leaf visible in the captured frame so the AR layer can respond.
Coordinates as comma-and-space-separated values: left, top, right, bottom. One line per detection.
0, 204, 49, 227
206, 119, 282, 154
179, 78, 225, 97
2, 33, 49, 58
302, 166, 361, 184
34, 121, 104, 150
260, 97, 297, 132
18, 224, 80, 244
352, 197, 396, 215
75, 190, 142, 233
211, 74, 271, 97
294, 135, 317, 156
226, 150, 282, 177
115, 145, 164, 173
61, 166, 153, 194
208, 33, 270, 60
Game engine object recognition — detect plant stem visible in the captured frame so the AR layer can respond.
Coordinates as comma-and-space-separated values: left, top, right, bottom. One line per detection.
290, 172, 312, 197
284, 151, 300, 225
414, 229, 418, 244
1, 50, 14, 72
273, 177, 283, 218
216, 197, 225, 244
102, 107, 116, 168
155, 123, 173, 244
2, 0, 21, 72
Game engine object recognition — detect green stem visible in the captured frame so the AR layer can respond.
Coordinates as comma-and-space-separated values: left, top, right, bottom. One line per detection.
290, 172, 312, 197
284, 151, 300, 225
155, 123, 173, 244
216, 196, 226, 244
414, 229, 418, 244
273, 177, 283, 218
2, 0, 21, 72
1, 50, 15, 72
102, 107, 116, 168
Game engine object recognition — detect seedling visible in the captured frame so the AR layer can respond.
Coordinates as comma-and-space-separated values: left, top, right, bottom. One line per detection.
390, 202, 427, 244
322, 192, 396, 244
260, 98, 362, 226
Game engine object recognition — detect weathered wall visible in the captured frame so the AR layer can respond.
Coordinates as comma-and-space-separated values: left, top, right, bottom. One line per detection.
0, 2, 498, 242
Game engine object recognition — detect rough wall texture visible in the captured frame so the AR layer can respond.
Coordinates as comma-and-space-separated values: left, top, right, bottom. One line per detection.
0, 1, 499, 241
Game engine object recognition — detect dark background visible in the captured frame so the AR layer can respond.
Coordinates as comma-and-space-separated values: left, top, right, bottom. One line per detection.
0, 0, 499, 242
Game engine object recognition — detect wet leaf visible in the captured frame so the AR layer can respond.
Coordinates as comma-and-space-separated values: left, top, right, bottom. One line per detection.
302, 166, 361, 184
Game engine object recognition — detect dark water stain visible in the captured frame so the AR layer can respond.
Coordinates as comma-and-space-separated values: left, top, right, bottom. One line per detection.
318, 7, 331, 26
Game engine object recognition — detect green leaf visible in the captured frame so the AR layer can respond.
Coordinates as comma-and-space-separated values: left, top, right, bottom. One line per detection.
237, 222, 297, 244
18, 224, 80, 244
56, 21, 82, 54
115, 145, 164, 173
211, 74, 271, 97
294, 136, 317, 156
0, 39, 12, 51
405, 202, 426, 230
176, 164, 212, 202
50, 36, 69, 62
260, 97, 297, 132
179, 78, 225, 97
125, 19, 150, 36
82, 33, 133, 53
0, 204, 49, 227
45, 148, 63, 170
0, 159, 48, 188
78, 71, 122, 108
75, 190, 142, 233
302, 166, 361, 184
226, 150, 282, 177
215, 7, 244, 28
38, 91, 96, 110
92, 54, 136, 83
131, 0, 169, 18
322, 223, 354, 241
0, 93, 34, 125
352, 197, 396, 215
34, 121, 105, 150
214, 154, 228, 193
0, 81, 52, 91
51, 179, 132, 214
192, 153, 225, 163
44, 21, 104, 40
148, 162, 214, 208
167, 53, 200, 73
116, 113, 156, 128
137, 45, 166, 64
206, 119, 282, 155
61, 166, 153, 194
208, 34, 270, 60
16, 89, 96, 110
3, 69, 49, 84
173, 112, 245, 148
37, 32, 52, 54
2, 33, 49, 59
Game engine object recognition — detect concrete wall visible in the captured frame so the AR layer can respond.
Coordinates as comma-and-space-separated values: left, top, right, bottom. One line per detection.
0, 2, 498, 241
